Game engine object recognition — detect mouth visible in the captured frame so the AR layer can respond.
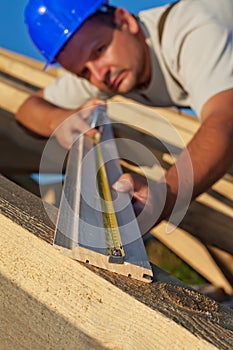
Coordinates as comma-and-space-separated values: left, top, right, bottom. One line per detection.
109, 71, 126, 90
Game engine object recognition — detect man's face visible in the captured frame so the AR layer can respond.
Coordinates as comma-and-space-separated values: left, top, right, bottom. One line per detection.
56, 8, 151, 94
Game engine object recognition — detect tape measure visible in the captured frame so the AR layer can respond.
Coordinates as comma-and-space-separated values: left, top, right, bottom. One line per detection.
92, 107, 125, 264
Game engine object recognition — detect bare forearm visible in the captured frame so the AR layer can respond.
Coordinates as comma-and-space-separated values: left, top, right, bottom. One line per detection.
15, 90, 77, 137
113, 90, 233, 233
159, 112, 233, 221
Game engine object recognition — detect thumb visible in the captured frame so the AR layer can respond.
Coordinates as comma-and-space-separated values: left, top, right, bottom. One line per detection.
112, 174, 134, 193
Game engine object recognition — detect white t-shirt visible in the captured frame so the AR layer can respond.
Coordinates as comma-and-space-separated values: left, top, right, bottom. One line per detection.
44, 0, 233, 118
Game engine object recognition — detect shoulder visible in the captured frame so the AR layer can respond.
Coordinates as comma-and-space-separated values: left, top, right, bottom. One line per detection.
164, 0, 233, 41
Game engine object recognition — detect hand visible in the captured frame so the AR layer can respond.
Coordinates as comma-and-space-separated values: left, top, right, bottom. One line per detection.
113, 173, 168, 234
54, 98, 105, 149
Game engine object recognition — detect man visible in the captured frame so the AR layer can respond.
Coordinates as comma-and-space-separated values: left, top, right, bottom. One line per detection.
17, 0, 233, 233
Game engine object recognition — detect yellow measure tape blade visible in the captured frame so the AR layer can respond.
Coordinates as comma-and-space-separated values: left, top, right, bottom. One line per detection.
95, 137, 125, 264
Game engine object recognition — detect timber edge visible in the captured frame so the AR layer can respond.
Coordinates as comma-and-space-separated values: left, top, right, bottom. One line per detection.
0, 175, 233, 350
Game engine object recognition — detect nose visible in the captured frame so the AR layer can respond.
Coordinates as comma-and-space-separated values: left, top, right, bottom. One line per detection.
86, 61, 107, 83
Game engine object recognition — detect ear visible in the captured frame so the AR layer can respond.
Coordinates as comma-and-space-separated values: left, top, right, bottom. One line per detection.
114, 8, 139, 34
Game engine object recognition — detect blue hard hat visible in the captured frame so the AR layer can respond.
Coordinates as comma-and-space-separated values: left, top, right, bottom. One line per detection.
25, 0, 108, 65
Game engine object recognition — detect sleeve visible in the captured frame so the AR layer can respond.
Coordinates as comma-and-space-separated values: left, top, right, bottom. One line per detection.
162, 1, 233, 118
178, 22, 233, 117
44, 72, 108, 109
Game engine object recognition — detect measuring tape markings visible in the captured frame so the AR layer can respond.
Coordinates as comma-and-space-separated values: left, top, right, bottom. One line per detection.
94, 134, 125, 264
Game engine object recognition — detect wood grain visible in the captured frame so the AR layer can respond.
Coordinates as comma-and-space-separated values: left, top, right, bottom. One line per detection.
0, 47, 64, 77
0, 175, 233, 350
0, 213, 222, 350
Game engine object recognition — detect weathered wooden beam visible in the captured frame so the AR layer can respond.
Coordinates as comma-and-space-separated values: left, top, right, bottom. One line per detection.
0, 175, 233, 350
0, 175, 57, 243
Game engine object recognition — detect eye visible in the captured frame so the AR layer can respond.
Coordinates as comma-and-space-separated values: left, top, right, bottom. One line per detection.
96, 45, 106, 55
77, 67, 90, 79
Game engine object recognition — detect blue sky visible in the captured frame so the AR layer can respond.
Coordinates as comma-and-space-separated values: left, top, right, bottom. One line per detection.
0, 1, 171, 61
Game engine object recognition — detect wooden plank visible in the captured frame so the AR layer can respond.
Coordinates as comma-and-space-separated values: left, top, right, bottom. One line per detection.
211, 179, 233, 201
1, 175, 233, 350
180, 201, 233, 255
0, 52, 55, 88
0, 47, 64, 78
196, 192, 233, 218
0, 214, 220, 350
0, 48, 64, 115
0, 175, 57, 244
208, 246, 233, 285
163, 152, 233, 200
150, 224, 233, 295
0, 81, 28, 113
109, 96, 200, 145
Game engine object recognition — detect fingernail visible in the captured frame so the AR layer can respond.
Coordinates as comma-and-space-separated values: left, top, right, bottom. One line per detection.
113, 180, 132, 192
112, 181, 125, 192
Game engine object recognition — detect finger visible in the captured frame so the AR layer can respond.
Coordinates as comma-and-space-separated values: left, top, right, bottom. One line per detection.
84, 97, 106, 108
72, 116, 100, 138
86, 128, 100, 138
112, 174, 135, 193
56, 129, 75, 149
80, 98, 106, 120
91, 97, 106, 106
112, 173, 146, 193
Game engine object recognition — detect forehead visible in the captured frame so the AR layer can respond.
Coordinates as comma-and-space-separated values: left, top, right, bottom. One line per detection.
56, 16, 113, 68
